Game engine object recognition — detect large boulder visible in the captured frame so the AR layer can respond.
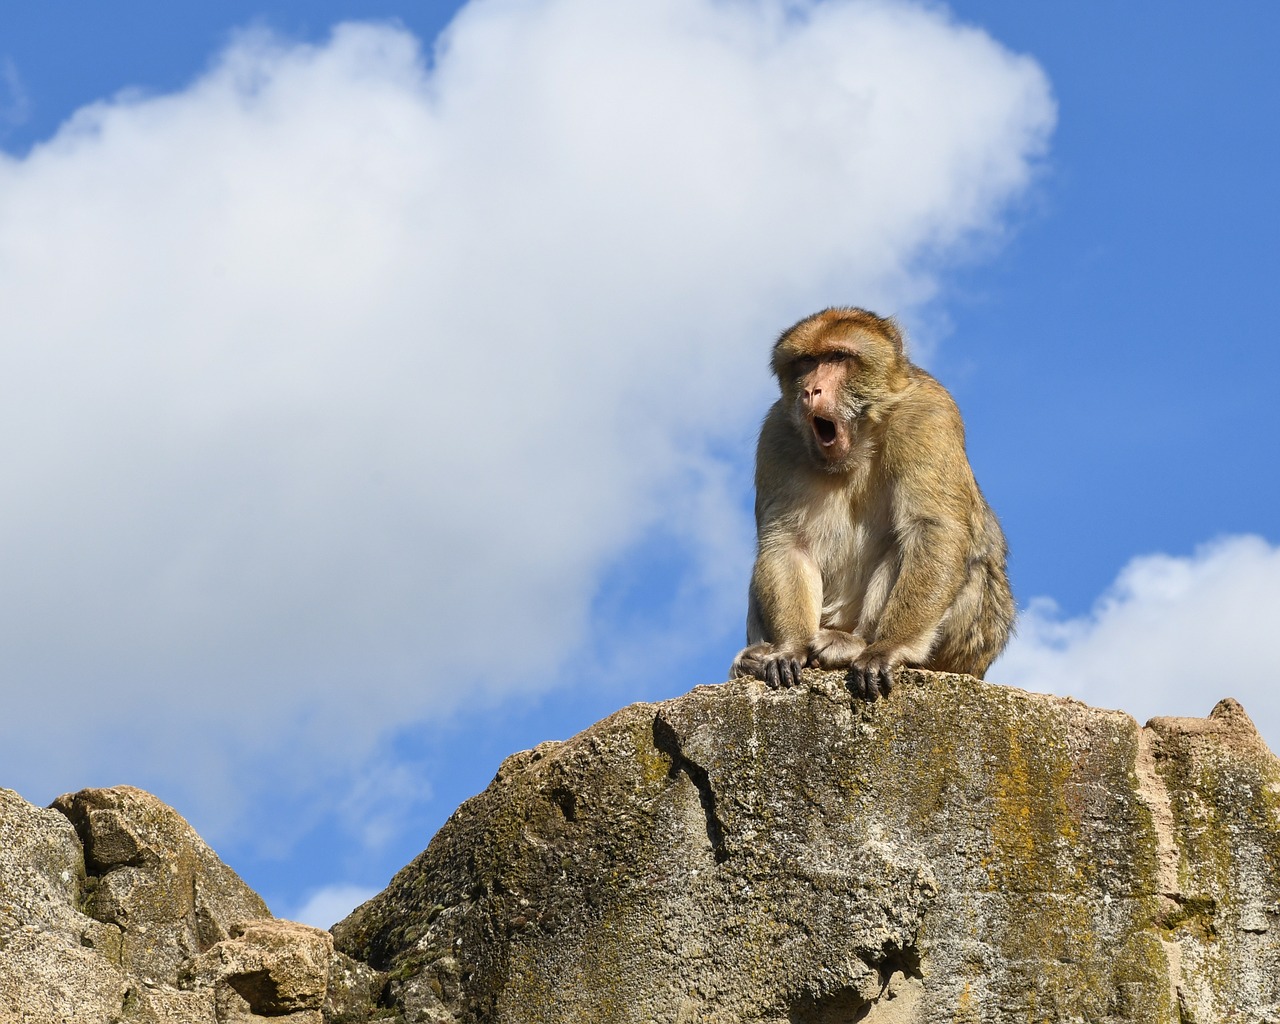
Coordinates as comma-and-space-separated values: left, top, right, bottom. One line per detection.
332, 670, 1280, 1023
4, 670, 1278, 1023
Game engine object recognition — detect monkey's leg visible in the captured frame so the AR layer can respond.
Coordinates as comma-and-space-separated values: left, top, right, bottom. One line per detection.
734, 546, 822, 688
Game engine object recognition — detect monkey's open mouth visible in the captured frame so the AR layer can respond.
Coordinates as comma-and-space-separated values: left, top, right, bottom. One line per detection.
812, 416, 838, 447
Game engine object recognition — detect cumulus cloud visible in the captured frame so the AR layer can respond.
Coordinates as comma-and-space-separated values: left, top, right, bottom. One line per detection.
0, 1, 1053, 840
991, 535, 1280, 752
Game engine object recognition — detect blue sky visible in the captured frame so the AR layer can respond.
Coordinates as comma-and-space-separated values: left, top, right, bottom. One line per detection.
1, 1, 1277, 929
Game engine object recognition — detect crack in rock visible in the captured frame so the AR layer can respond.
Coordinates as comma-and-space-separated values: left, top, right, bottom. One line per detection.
652, 713, 730, 863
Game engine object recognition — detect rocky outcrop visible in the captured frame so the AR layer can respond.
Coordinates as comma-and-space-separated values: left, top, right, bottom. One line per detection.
0, 785, 380, 1023
332, 671, 1280, 1023
4, 671, 1280, 1022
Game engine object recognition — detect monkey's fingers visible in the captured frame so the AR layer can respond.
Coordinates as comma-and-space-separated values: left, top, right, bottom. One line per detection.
848, 663, 893, 701
866, 663, 898, 700
764, 655, 803, 688
865, 665, 891, 700
847, 666, 867, 701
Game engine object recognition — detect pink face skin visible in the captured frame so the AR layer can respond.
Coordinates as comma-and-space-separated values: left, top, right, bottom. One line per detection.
791, 353, 858, 468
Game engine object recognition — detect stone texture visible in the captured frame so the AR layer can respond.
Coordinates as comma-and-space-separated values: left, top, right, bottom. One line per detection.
51, 786, 272, 986
323, 946, 389, 1023
180, 919, 333, 1022
0, 787, 132, 1023
0, 783, 366, 1023
332, 670, 1280, 1023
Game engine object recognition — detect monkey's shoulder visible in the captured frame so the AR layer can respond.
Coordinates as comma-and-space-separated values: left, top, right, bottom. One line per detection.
881, 375, 968, 467
893, 368, 963, 419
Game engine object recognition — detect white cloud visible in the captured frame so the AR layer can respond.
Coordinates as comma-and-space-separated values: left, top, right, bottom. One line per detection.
284, 883, 380, 930
991, 535, 1280, 752
0, 2, 1053, 840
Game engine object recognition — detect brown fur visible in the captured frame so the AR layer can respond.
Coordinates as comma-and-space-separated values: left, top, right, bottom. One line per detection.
731, 308, 1014, 698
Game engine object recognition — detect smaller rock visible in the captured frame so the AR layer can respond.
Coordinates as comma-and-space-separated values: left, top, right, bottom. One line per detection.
3, 785, 392, 1023
181, 918, 333, 1022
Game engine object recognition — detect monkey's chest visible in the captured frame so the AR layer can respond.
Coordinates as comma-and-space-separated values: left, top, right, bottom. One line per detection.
798, 493, 895, 628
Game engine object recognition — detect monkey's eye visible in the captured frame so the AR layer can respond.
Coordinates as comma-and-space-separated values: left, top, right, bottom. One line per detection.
793, 356, 818, 374
828, 351, 855, 363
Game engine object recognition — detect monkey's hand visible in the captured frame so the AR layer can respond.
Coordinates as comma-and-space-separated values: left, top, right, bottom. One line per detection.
807, 628, 867, 669
848, 647, 900, 701
731, 642, 806, 689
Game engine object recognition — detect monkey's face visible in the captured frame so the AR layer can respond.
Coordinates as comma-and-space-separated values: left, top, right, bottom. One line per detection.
772, 312, 909, 473
782, 353, 863, 470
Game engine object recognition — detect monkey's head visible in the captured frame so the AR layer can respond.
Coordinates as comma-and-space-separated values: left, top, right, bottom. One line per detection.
771, 308, 909, 472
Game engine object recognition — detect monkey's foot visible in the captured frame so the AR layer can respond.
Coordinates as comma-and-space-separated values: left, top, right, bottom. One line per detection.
731, 643, 805, 689
847, 653, 898, 701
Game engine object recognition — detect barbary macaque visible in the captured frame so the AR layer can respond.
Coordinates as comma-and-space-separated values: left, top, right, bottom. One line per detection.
731, 308, 1013, 699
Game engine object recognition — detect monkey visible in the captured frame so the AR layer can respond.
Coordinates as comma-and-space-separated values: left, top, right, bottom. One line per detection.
730, 307, 1014, 700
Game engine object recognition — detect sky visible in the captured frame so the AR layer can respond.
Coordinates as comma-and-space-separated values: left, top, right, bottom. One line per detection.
0, 1, 1276, 930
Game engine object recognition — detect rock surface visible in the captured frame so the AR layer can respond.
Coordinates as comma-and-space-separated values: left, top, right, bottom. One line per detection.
4, 671, 1280, 1023
0, 784, 375, 1023
332, 670, 1280, 1023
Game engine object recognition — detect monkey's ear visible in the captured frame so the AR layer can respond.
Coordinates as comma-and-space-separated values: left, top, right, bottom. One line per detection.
882, 317, 907, 356
769, 338, 792, 380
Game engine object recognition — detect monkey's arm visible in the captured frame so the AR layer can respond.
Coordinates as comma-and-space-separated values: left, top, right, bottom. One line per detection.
850, 512, 968, 700
853, 399, 972, 695
732, 537, 823, 687
751, 538, 823, 647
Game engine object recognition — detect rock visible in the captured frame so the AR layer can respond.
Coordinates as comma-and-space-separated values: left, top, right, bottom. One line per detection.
0, 783, 368, 1024
323, 948, 389, 1024
51, 786, 272, 986
180, 919, 332, 1022
5, 672, 1280, 1023
0, 787, 131, 1023
332, 670, 1280, 1023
